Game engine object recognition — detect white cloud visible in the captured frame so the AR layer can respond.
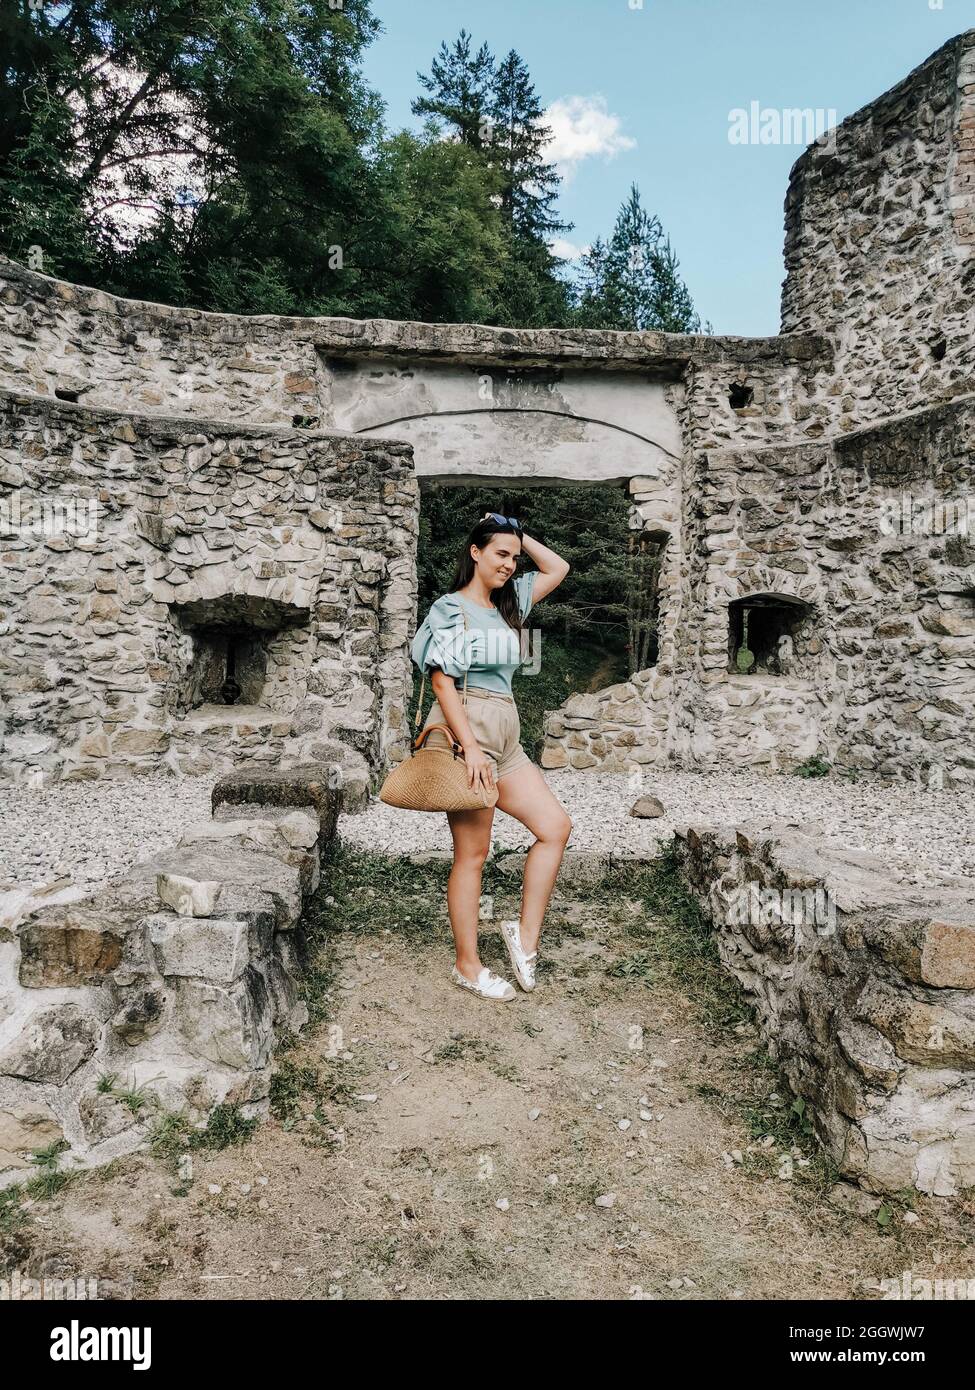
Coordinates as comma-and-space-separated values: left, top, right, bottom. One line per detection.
544, 96, 636, 181
548, 237, 589, 262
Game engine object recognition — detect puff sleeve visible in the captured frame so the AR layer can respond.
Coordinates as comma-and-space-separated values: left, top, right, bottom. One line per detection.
512, 570, 537, 619
410, 594, 474, 678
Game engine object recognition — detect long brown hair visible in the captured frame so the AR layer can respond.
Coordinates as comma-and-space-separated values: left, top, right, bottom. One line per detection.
449, 517, 525, 633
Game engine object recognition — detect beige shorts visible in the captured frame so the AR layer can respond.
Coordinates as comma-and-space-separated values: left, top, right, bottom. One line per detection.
421, 687, 531, 782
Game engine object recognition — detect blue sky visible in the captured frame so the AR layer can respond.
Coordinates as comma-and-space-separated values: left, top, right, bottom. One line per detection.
362, 0, 968, 335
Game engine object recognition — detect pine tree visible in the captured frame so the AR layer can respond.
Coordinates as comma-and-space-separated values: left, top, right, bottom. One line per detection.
576, 184, 705, 333
411, 29, 496, 148
411, 32, 573, 327
490, 50, 566, 241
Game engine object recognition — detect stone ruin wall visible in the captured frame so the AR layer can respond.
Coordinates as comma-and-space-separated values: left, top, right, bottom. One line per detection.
781, 30, 975, 427
678, 823, 975, 1196
553, 32, 975, 786
0, 766, 348, 1185
663, 396, 975, 785
0, 389, 417, 786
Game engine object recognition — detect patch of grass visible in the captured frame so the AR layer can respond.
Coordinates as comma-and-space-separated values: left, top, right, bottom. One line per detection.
301, 959, 337, 1029
270, 1059, 319, 1121
202, 1103, 259, 1150
874, 1189, 918, 1235
93, 1073, 162, 1118
735, 1063, 840, 1193
0, 1184, 27, 1235
695, 1083, 723, 1102
791, 756, 831, 779
571, 844, 753, 1032
114, 1082, 159, 1117
432, 1035, 494, 1066
270, 1059, 327, 1125
149, 1102, 258, 1173
316, 843, 449, 928
606, 949, 657, 983
24, 1140, 74, 1200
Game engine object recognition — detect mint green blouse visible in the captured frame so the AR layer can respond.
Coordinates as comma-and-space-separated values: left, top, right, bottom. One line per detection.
411, 571, 537, 697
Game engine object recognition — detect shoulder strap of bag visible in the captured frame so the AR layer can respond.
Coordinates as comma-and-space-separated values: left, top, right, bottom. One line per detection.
414, 603, 470, 731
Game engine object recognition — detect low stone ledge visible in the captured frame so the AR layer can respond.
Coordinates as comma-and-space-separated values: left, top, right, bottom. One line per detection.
674, 820, 975, 1197
178, 814, 321, 896
211, 755, 368, 837
139, 846, 303, 931
0, 759, 335, 1190
496, 848, 650, 888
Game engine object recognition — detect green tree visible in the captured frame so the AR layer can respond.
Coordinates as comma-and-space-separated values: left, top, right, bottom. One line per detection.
575, 183, 705, 332
367, 127, 508, 324
0, 0, 386, 313
411, 30, 573, 328
411, 29, 495, 148
490, 49, 565, 241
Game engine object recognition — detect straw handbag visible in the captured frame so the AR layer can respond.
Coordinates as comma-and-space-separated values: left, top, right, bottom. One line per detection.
379, 608, 499, 812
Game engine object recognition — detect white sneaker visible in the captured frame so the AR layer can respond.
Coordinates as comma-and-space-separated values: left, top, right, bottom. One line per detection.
500, 920, 538, 992
451, 964, 517, 1002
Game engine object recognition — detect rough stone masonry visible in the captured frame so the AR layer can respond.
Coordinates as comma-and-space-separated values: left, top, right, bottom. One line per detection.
0, 32, 974, 1194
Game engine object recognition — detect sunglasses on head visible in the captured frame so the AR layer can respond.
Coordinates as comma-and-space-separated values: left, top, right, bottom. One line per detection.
483, 512, 523, 533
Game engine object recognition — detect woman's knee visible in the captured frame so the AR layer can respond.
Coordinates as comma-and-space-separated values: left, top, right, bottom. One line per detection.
538, 812, 572, 846
453, 840, 491, 869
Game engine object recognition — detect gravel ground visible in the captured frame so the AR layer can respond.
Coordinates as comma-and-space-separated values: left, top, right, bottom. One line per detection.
338, 768, 975, 892
1, 768, 972, 896
0, 773, 215, 892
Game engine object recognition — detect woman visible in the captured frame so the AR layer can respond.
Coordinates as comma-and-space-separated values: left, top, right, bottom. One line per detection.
410, 512, 573, 1003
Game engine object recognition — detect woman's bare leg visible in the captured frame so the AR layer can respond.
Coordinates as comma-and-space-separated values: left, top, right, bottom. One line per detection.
445, 805, 495, 982
494, 763, 572, 954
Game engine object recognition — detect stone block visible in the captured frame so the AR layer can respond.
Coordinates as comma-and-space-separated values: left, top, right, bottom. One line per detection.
0, 1103, 63, 1170
854, 979, 975, 1069
173, 970, 274, 1071
156, 873, 223, 918
110, 985, 169, 1045
211, 760, 353, 838
857, 908, 975, 990
140, 846, 302, 930
146, 912, 249, 984
19, 917, 124, 988
0, 1003, 100, 1083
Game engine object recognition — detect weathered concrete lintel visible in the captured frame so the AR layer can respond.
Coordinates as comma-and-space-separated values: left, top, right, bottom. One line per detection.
314, 322, 833, 372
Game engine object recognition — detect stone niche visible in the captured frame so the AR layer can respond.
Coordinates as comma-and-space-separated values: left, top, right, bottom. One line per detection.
728, 594, 816, 676
171, 593, 311, 715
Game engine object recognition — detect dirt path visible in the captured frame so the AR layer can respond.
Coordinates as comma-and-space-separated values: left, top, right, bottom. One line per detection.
11, 851, 975, 1301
